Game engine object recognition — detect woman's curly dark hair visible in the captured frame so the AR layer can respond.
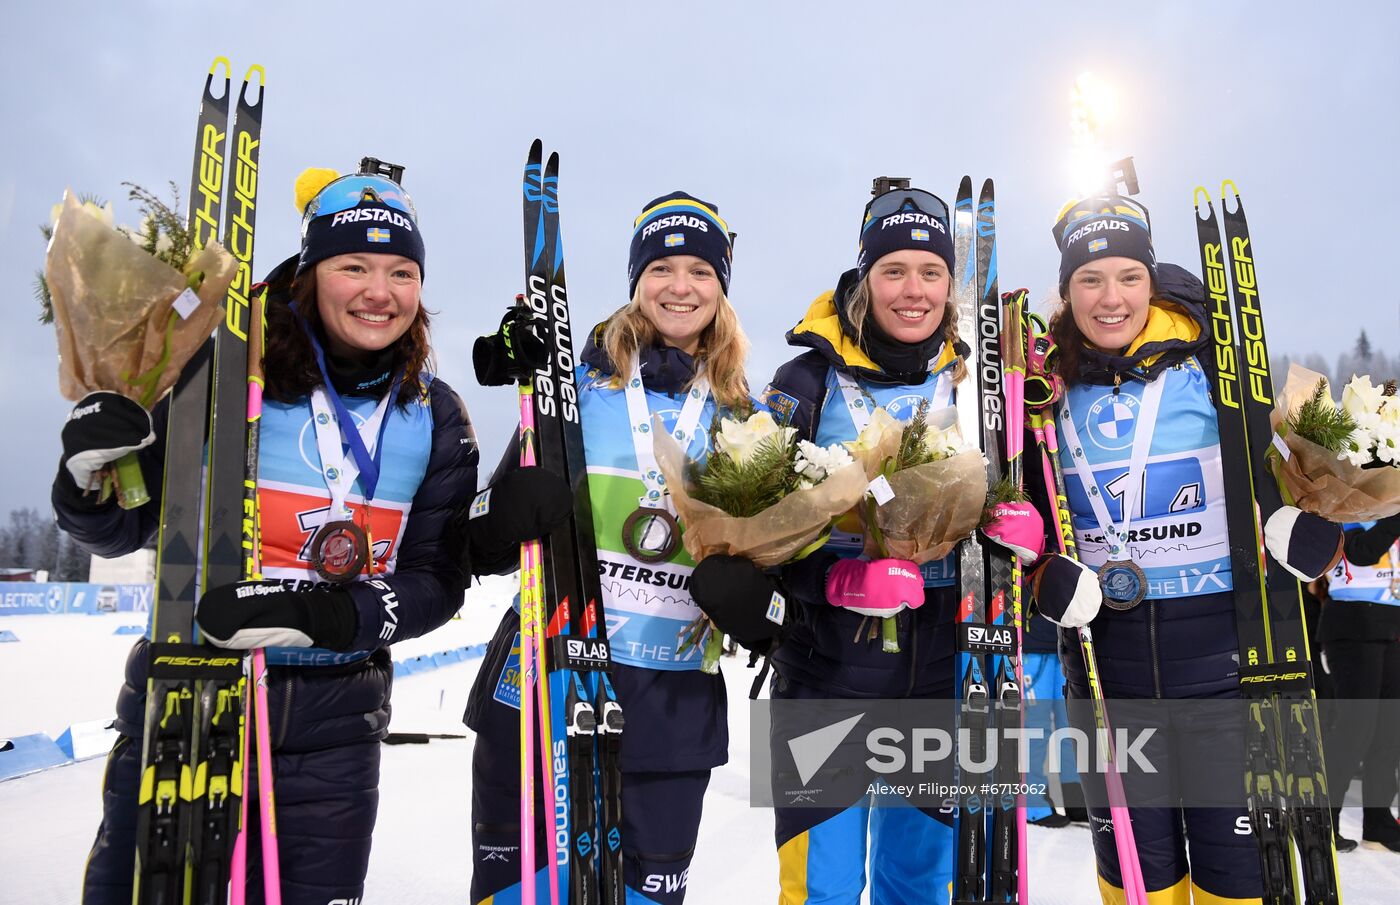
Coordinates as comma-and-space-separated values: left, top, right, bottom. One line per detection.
262, 268, 434, 408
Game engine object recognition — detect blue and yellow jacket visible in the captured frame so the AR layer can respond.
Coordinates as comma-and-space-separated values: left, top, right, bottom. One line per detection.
760, 281, 964, 699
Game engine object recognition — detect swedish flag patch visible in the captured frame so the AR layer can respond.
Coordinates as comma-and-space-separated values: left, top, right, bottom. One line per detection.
367, 227, 391, 243
1088, 238, 1108, 253
664, 232, 686, 247
911, 228, 930, 241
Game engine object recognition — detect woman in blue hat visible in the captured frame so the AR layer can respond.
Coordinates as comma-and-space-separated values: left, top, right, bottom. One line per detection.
54, 163, 566, 904
465, 191, 754, 905
687, 181, 1045, 904
1022, 194, 1347, 901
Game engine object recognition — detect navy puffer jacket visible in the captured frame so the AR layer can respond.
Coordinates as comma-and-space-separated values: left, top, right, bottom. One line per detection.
1026, 263, 1245, 700
54, 270, 479, 748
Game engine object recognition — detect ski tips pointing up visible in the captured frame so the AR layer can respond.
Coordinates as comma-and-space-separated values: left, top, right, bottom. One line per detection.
208, 56, 231, 78
1220, 180, 1243, 215
1193, 186, 1214, 217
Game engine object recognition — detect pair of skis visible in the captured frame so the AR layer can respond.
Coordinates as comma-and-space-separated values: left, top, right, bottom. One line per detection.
513, 140, 624, 905
950, 177, 1028, 904
1194, 183, 1340, 904
133, 57, 277, 905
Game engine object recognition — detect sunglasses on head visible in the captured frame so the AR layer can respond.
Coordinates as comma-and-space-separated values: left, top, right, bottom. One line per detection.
301, 175, 417, 237
862, 188, 951, 234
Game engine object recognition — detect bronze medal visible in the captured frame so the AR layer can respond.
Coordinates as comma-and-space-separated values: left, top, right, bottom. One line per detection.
621, 506, 680, 564
310, 519, 370, 584
1099, 559, 1147, 611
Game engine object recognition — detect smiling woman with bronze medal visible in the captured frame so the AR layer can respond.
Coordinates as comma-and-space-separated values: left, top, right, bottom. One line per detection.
465, 190, 755, 905
51, 157, 531, 902
1018, 191, 1347, 899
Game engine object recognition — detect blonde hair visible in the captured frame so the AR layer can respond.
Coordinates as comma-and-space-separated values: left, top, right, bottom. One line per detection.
600, 288, 751, 410
843, 276, 967, 385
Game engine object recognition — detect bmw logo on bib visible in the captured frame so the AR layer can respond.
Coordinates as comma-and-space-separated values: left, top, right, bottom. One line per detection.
1086, 392, 1139, 451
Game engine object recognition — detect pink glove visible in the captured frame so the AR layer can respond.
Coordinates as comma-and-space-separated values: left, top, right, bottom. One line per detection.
981, 501, 1045, 562
825, 558, 925, 617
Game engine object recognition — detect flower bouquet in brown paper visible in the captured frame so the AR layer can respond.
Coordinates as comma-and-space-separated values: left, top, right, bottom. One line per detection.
1269, 364, 1400, 522
846, 403, 987, 651
653, 410, 869, 671
42, 186, 235, 507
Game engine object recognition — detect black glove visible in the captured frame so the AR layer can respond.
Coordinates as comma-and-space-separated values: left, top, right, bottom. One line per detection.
690, 554, 785, 654
1263, 505, 1345, 582
1028, 554, 1102, 628
196, 580, 358, 651
473, 304, 551, 387
466, 465, 573, 560
58, 391, 155, 494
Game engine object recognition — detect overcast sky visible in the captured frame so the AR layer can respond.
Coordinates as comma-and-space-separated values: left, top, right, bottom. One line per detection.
3, 1, 1397, 515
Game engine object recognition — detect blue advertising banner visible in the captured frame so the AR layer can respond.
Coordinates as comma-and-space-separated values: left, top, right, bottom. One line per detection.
0, 583, 154, 616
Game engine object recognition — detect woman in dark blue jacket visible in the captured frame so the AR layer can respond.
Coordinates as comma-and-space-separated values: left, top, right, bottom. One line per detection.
54, 165, 562, 905
1024, 193, 1346, 901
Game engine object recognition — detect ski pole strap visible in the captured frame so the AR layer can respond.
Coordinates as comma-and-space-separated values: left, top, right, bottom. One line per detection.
623, 357, 709, 512
1056, 375, 1165, 560
291, 302, 402, 503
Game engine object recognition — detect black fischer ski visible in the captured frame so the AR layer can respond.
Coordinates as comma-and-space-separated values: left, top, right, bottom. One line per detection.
951, 177, 1021, 905
133, 57, 264, 905
1195, 182, 1339, 905
190, 64, 263, 905
519, 141, 622, 905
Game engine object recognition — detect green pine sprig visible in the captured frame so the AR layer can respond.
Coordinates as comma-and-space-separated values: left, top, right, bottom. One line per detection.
690, 429, 802, 518
1285, 378, 1357, 452
891, 400, 943, 471
122, 181, 195, 273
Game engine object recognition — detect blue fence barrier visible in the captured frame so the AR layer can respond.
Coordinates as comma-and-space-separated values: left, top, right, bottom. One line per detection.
0, 582, 153, 616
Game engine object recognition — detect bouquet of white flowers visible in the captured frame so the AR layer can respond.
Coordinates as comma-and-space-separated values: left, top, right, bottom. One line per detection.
653, 409, 869, 670
43, 186, 235, 507
1270, 364, 1400, 521
845, 402, 987, 651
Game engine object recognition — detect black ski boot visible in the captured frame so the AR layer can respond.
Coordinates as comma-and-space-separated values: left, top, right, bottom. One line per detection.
1362, 808, 1400, 853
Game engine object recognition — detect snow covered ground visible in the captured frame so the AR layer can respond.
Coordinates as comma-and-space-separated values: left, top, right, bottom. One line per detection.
4, 574, 1399, 904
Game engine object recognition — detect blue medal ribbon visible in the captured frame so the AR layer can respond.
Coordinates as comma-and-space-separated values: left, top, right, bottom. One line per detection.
291, 303, 403, 503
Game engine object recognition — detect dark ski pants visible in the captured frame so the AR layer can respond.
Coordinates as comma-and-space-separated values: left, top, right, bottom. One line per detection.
469, 718, 711, 905
1323, 637, 1400, 826
1063, 684, 1262, 902
83, 726, 381, 905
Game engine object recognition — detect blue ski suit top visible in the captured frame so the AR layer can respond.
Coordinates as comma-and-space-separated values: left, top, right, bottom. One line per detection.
1024, 263, 1246, 700
759, 270, 965, 699
53, 257, 479, 752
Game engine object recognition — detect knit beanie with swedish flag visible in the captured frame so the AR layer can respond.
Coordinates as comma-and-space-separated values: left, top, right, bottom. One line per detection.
1052, 193, 1156, 294
627, 192, 733, 297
